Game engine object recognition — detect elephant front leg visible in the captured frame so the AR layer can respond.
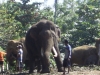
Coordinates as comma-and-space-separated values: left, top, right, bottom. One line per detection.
98, 56, 100, 66
29, 58, 35, 74
53, 46, 64, 72
54, 52, 64, 72
41, 51, 50, 73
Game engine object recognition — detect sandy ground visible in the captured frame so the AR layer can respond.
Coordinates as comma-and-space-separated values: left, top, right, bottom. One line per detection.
3, 70, 100, 75
69, 70, 100, 75
43, 70, 100, 75
3, 66, 100, 75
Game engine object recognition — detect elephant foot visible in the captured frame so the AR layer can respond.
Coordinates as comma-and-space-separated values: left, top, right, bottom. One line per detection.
58, 67, 64, 72
37, 69, 41, 73
29, 70, 33, 74
40, 69, 50, 74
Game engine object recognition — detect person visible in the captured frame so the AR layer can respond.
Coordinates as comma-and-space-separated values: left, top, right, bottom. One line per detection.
0, 51, 6, 73
16, 45, 23, 72
62, 40, 72, 75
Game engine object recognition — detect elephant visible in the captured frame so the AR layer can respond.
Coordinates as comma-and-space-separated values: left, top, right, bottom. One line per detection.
25, 19, 63, 73
6, 38, 43, 72
6, 38, 28, 69
71, 45, 98, 66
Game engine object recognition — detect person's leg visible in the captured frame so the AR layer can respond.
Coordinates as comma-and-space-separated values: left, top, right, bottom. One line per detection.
67, 59, 71, 74
62, 67, 66, 75
19, 62, 23, 72
16, 60, 19, 71
1, 61, 4, 72
1, 64, 4, 72
0, 61, 2, 72
0, 65, 1, 72
62, 59, 66, 75
68, 66, 70, 73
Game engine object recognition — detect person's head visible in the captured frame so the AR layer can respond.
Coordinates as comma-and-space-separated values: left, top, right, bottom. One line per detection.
17, 45, 22, 49
64, 40, 68, 45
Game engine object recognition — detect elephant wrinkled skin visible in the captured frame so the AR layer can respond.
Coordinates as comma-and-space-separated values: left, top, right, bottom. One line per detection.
25, 20, 63, 73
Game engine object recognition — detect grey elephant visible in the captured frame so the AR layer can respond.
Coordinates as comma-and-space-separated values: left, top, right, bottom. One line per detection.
71, 45, 98, 66
25, 20, 63, 74
6, 39, 27, 66
6, 38, 42, 71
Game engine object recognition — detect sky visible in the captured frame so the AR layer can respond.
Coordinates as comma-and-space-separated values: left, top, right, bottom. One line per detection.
0, 0, 63, 7
15, 0, 63, 7
0, 0, 63, 10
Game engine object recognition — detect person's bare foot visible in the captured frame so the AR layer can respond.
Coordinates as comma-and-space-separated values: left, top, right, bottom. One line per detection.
62, 73, 65, 75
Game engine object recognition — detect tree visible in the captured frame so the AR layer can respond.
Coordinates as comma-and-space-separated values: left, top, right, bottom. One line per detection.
69, 0, 100, 47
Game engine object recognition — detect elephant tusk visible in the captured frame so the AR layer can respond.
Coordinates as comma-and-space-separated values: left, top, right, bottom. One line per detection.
52, 46, 57, 57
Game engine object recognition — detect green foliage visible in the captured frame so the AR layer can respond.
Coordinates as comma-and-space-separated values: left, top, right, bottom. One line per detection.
50, 53, 56, 68
0, 0, 100, 72
0, 0, 100, 56
69, 0, 100, 47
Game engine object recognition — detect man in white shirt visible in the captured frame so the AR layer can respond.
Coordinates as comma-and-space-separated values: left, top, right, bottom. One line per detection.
17, 45, 23, 72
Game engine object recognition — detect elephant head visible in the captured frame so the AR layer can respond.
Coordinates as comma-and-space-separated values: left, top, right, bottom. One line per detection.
25, 20, 63, 74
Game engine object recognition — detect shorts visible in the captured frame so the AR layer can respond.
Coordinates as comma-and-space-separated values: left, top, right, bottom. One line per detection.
63, 58, 71, 67
0, 61, 3, 65
17, 61, 23, 68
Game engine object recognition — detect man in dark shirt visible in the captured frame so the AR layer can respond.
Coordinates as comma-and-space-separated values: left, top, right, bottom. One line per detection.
62, 40, 72, 75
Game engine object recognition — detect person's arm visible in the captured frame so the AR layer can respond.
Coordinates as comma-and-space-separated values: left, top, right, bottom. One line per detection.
68, 45, 72, 59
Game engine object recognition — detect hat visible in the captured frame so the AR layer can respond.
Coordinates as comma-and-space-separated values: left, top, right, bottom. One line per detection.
17, 45, 22, 48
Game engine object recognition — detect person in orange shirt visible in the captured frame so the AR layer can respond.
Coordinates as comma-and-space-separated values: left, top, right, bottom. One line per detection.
0, 51, 6, 73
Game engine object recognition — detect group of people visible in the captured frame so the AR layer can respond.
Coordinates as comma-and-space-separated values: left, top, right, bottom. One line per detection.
0, 44, 23, 73
0, 39, 71, 75
16, 40, 72, 75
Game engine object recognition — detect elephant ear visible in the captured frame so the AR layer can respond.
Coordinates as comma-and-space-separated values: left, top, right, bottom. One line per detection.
29, 26, 38, 41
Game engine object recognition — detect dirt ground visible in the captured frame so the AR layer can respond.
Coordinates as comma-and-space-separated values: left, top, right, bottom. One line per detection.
65, 70, 100, 75
28, 70, 100, 75
40, 70, 100, 75
42, 66, 100, 75
3, 66, 100, 75
4, 70, 100, 75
